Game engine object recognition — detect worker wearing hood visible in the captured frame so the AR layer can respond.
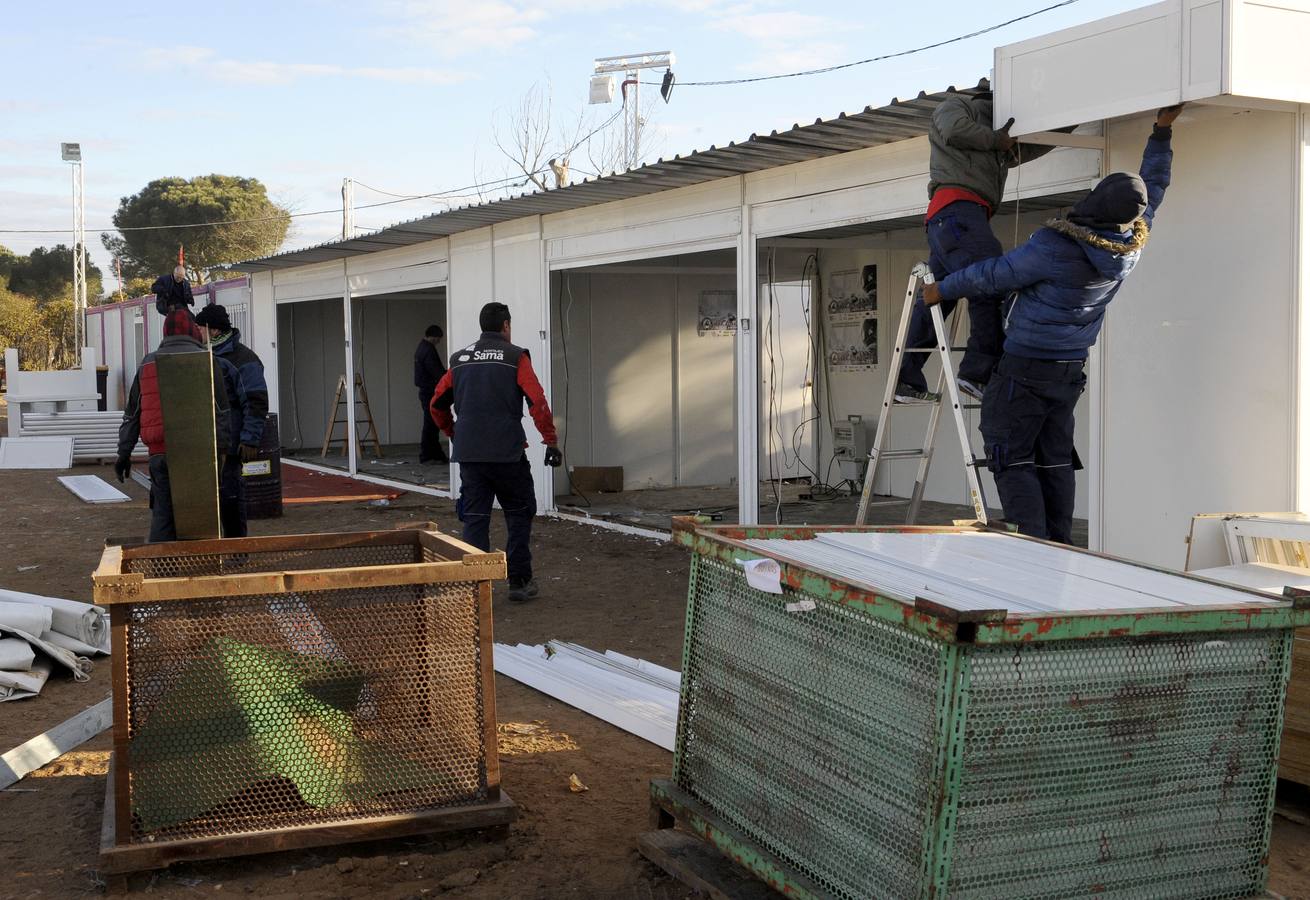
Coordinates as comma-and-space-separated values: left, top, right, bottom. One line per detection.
923, 104, 1183, 543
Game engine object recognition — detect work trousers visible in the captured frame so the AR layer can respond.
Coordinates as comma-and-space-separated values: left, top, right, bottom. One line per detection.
899, 200, 1006, 392
147, 454, 176, 543
219, 454, 248, 538
418, 388, 448, 463
457, 456, 536, 583
980, 354, 1085, 544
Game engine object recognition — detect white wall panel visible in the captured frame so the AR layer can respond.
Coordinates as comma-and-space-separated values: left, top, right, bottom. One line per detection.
275, 297, 345, 453
1100, 109, 1297, 567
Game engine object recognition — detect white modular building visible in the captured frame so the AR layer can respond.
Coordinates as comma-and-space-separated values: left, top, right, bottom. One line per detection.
233, 0, 1310, 569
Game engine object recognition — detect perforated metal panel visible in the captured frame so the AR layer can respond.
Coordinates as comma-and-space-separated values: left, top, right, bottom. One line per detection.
675, 556, 950, 899
948, 633, 1290, 899
675, 540, 1295, 900
116, 543, 490, 844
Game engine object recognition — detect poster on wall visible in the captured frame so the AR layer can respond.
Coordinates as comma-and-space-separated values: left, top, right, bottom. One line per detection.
697, 290, 737, 336
828, 317, 878, 372
826, 264, 877, 323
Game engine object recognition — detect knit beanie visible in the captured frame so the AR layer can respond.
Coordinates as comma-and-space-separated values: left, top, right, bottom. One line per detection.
163, 309, 203, 343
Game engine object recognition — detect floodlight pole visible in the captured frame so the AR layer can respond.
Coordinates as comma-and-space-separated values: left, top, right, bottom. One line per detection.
593, 51, 673, 171
62, 143, 86, 366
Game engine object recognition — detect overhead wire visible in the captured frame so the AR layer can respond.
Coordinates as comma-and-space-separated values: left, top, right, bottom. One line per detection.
640, 0, 1080, 87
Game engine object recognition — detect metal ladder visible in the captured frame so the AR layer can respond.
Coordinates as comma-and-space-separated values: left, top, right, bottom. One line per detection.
854, 262, 991, 525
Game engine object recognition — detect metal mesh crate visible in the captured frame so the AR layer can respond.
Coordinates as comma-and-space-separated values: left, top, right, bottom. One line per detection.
662, 522, 1306, 900
93, 526, 514, 876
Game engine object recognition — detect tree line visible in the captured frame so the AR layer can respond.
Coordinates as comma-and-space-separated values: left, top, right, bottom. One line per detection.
1, 175, 290, 371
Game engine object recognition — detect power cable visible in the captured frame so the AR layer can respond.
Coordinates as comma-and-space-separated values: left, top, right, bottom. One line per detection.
640, 0, 1080, 87
0, 171, 546, 235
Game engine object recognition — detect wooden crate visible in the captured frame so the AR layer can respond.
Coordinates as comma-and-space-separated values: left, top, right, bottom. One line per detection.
93, 526, 514, 877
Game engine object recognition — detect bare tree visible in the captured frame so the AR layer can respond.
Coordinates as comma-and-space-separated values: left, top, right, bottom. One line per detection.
492, 80, 634, 190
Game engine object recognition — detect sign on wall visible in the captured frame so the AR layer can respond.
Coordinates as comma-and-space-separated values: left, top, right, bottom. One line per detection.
825, 265, 877, 372
697, 289, 737, 336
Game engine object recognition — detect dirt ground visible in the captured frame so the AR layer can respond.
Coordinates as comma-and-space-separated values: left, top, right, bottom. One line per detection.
3, 457, 1310, 898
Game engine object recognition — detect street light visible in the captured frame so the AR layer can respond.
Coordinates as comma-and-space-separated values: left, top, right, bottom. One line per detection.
61, 142, 85, 365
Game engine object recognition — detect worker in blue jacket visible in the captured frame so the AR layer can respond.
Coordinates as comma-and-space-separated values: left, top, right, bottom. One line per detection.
923, 104, 1183, 543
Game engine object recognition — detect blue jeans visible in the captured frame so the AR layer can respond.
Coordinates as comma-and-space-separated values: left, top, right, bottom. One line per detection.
898, 200, 1006, 392
457, 456, 537, 582
980, 355, 1085, 544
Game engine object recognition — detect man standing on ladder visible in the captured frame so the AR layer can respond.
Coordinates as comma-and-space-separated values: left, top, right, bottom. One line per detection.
895, 88, 1058, 404
923, 105, 1183, 543
429, 302, 562, 602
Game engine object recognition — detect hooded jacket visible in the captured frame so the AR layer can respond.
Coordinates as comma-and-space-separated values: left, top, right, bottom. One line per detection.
118, 334, 232, 458
210, 327, 268, 447
928, 94, 1056, 211
937, 127, 1173, 360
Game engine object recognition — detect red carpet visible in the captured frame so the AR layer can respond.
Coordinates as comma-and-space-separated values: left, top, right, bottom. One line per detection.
281, 464, 405, 504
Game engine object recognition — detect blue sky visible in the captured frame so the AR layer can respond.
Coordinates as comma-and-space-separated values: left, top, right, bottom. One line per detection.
1, 0, 1146, 286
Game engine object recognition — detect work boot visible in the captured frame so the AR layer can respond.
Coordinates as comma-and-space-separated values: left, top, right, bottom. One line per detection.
894, 383, 940, 404
507, 577, 540, 602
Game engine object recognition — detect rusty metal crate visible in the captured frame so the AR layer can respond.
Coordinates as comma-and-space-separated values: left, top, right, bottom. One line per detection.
93, 525, 514, 876
657, 520, 1307, 900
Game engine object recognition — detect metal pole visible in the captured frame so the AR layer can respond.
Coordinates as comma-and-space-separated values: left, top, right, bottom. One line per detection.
342, 177, 354, 240
632, 69, 640, 168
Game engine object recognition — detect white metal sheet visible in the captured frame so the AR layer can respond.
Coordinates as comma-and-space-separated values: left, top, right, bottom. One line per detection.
0, 437, 73, 469
743, 532, 1279, 616
1191, 562, 1310, 595
57, 475, 129, 504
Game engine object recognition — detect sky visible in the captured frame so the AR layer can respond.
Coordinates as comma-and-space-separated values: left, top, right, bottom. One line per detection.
0, 0, 1148, 288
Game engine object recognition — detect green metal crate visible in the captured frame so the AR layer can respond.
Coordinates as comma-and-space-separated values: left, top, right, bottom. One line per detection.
667, 522, 1309, 900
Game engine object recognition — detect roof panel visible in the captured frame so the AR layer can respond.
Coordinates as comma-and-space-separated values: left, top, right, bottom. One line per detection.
238, 80, 991, 271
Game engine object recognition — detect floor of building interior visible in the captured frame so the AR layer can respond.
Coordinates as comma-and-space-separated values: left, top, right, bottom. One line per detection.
284, 443, 451, 491
554, 481, 1090, 547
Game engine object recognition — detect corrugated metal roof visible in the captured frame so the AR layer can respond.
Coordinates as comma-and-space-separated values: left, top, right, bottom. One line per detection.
239, 80, 991, 271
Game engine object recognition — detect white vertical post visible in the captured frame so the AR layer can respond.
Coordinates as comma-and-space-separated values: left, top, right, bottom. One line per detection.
1086, 120, 1110, 551
1296, 106, 1310, 513
342, 178, 354, 240
343, 260, 358, 476
736, 187, 759, 525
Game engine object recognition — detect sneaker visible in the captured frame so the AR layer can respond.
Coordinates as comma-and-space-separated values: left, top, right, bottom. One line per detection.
956, 377, 985, 401
507, 578, 540, 602
893, 383, 941, 404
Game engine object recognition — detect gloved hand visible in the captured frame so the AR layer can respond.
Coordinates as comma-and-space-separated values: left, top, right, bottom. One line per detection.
114, 456, 131, 483
544, 445, 563, 468
239, 444, 260, 462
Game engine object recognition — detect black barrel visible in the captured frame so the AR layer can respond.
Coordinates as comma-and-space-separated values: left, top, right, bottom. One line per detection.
243, 413, 283, 519
96, 366, 109, 411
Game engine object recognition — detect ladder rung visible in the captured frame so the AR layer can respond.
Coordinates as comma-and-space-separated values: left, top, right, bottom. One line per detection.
960, 403, 982, 410
864, 499, 909, 508
901, 347, 933, 354
875, 449, 927, 460
969, 457, 990, 468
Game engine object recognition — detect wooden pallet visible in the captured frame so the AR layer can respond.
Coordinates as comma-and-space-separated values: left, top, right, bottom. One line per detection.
98, 754, 517, 886
645, 778, 828, 900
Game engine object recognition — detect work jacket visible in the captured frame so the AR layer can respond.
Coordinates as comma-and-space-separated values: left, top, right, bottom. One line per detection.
210, 328, 268, 448
118, 335, 231, 458
928, 94, 1055, 211
429, 332, 557, 463
937, 128, 1173, 360
413, 339, 447, 396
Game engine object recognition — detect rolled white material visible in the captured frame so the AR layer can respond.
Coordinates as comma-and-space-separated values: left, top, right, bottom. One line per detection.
0, 602, 53, 638
0, 589, 109, 652
42, 630, 107, 658
0, 659, 52, 702
0, 638, 35, 671
0, 625, 90, 681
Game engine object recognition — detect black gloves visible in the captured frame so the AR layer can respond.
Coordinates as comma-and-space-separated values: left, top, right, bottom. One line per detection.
544, 446, 563, 468
239, 444, 260, 462
114, 456, 132, 483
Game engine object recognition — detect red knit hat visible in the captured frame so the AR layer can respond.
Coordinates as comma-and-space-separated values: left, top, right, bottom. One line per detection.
163, 309, 203, 342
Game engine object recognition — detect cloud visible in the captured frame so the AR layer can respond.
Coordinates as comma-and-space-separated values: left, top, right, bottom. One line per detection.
143, 46, 465, 86
381, 0, 547, 54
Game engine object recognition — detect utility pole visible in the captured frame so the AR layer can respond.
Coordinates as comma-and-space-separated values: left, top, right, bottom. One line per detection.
342, 177, 354, 240
61, 143, 85, 365
591, 51, 674, 171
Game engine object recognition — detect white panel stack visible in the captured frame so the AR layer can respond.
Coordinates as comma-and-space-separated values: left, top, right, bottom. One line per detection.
19, 411, 145, 462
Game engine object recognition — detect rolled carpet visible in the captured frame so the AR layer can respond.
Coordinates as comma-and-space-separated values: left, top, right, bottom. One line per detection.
0, 637, 35, 671
0, 602, 53, 639
0, 589, 108, 653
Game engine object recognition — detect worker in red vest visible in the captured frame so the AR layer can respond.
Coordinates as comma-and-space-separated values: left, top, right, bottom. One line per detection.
430, 302, 561, 601
115, 310, 231, 542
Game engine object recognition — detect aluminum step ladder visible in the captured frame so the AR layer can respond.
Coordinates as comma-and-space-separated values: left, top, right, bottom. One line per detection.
854, 262, 992, 525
